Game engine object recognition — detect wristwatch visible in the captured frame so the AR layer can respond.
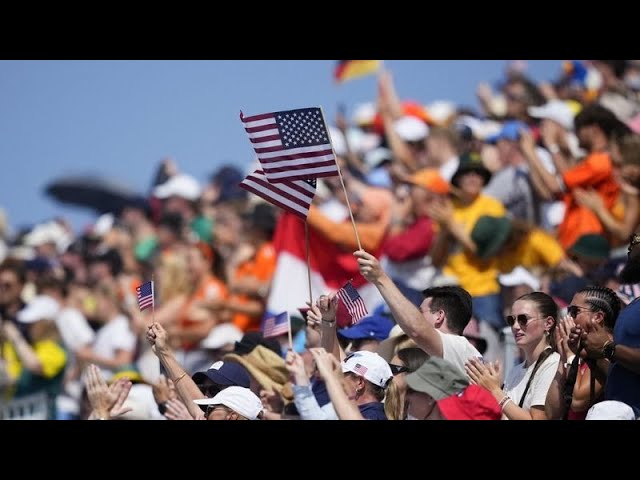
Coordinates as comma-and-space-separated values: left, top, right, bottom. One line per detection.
603, 340, 617, 361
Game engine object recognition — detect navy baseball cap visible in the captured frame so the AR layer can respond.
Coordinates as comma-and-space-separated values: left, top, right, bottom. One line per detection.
338, 312, 394, 342
191, 361, 251, 388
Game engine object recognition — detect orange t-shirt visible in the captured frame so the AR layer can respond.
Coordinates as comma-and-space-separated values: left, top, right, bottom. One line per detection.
557, 152, 619, 250
178, 275, 228, 350
231, 242, 277, 332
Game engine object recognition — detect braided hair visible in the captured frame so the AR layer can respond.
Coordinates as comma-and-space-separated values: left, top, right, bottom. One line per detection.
576, 285, 622, 330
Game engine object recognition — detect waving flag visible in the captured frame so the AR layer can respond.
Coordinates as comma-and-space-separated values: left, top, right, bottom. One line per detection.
240, 107, 339, 183
334, 60, 381, 83
262, 311, 290, 338
239, 169, 316, 220
337, 280, 368, 325
266, 212, 383, 326
136, 281, 154, 311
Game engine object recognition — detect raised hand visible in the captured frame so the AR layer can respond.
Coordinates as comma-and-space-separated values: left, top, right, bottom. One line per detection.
164, 398, 194, 420
354, 250, 386, 285
309, 347, 342, 382
109, 378, 133, 418
316, 293, 338, 322
146, 322, 170, 356
285, 349, 310, 386
555, 314, 576, 364
465, 357, 501, 396
582, 321, 612, 359
85, 364, 132, 420
260, 387, 284, 414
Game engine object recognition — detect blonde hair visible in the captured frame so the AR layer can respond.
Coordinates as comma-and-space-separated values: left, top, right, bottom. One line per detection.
157, 251, 191, 302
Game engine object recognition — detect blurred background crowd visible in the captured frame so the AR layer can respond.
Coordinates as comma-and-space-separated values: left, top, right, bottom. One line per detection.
2, 59, 640, 420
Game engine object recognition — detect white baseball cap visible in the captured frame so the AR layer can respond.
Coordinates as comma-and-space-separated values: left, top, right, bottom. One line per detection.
528, 100, 575, 131
498, 267, 540, 291
200, 323, 243, 350
153, 174, 201, 201
586, 401, 636, 420
342, 350, 393, 388
394, 116, 429, 142
17, 295, 61, 324
194, 386, 263, 420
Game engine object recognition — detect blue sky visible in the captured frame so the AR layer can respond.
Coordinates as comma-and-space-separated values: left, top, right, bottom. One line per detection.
0, 60, 562, 234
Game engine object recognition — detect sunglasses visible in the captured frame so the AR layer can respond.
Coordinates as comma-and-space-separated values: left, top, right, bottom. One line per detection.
205, 404, 229, 417
567, 305, 593, 319
505, 314, 540, 328
389, 364, 410, 375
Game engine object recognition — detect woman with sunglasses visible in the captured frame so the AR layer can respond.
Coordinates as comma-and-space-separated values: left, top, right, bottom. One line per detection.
545, 286, 620, 420
384, 347, 430, 420
466, 292, 559, 420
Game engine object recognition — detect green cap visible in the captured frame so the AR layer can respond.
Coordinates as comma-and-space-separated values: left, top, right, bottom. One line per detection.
471, 215, 512, 260
405, 356, 469, 400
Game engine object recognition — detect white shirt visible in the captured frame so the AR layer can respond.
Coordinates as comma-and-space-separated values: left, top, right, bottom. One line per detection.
91, 314, 137, 380
503, 351, 560, 417
438, 330, 482, 375
55, 307, 95, 352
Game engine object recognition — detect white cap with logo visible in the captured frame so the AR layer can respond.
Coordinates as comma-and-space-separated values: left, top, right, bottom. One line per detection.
341, 350, 393, 388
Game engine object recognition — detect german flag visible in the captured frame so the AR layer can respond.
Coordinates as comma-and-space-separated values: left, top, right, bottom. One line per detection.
334, 60, 381, 83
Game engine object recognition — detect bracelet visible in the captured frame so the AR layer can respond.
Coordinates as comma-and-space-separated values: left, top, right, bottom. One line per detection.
321, 319, 336, 325
498, 395, 512, 410
174, 372, 187, 385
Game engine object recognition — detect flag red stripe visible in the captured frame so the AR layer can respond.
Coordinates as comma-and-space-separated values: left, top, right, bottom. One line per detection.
258, 148, 334, 164
249, 134, 281, 144
244, 123, 277, 133
241, 111, 275, 123
266, 170, 340, 183
262, 160, 338, 174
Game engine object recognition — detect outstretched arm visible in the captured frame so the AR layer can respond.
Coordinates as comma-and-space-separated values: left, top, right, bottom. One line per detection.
354, 250, 443, 357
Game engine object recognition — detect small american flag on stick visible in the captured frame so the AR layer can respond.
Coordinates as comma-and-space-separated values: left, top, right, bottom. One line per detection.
136, 281, 154, 311
336, 280, 368, 325
261, 311, 290, 339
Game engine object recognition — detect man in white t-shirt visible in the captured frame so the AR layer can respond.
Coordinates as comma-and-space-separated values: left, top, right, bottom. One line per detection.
355, 250, 481, 375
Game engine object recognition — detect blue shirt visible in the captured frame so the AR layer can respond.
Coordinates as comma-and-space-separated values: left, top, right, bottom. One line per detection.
359, 401, 387, 420
606, 297, 640, 412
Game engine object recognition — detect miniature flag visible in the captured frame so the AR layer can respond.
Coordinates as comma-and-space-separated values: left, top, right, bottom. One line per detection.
334, 60, 381, 83
136, 281, 154, 311
261, 311, 290, 338
336, 280, 368, 325
240, 107, 339, 183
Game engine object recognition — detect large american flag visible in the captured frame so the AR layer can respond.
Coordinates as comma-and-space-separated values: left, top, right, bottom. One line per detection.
136, 280, 154, 311
239, 169, 316, 220
336, 280, 368, 325
240, 107, 339, 183
261, 311, 290, 338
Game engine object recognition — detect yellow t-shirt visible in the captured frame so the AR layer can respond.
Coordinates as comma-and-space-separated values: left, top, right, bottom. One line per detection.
443, 194, 505, 296
1, 339, 66, 399
498, 229, 565, 274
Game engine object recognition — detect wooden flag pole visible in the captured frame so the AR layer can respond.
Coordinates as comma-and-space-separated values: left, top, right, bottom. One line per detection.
150, 275, 156, 326
319, 106, 363, 251
287, 312, 294, 351
304, 221, 313, 306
